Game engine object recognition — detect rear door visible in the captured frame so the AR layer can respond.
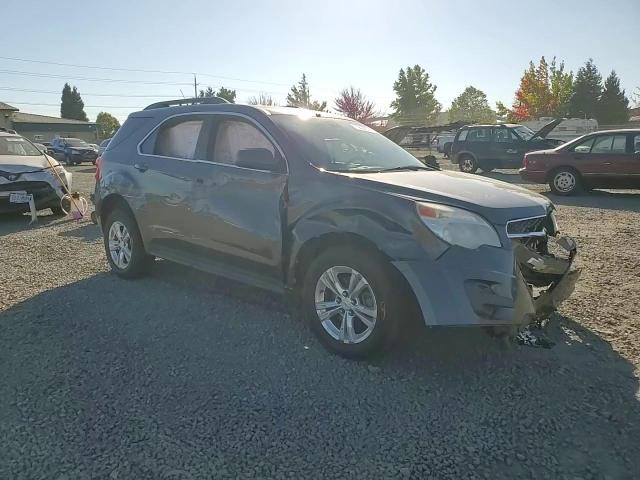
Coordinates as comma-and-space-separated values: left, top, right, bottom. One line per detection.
568, 133, 628, 188
609, 133, 640, 187
186, 115, 288, 281
465, 127, 493, 164
135, 114, 210, 247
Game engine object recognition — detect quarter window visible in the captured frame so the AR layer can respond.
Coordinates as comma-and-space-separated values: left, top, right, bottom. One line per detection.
211, 120, 275, 166
633, 134, 640, 153
466, 128, 492, 142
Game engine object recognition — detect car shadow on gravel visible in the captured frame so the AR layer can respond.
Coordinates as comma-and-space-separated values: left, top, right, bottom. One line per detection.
58, 222, 102, 242
1, 271, 639, 478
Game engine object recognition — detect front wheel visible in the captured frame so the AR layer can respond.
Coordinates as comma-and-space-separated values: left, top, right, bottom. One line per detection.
458, 155, 478, 174
302, 247, 401, 359
549, 168, 581, 195
103, 207, 153, 278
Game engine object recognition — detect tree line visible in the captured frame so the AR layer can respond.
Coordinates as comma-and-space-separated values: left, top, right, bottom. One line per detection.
59, 59, 635, 140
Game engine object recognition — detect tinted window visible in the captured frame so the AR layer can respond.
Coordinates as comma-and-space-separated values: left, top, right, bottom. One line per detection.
211, 120, 274, 166
511, 125, 535, 141
456, 129, 468, 142
494, 128, 512, 143
155, 119, 204, 159
65, 138, 88, 147
633, 134, 640, 153
466, 128, 492, 142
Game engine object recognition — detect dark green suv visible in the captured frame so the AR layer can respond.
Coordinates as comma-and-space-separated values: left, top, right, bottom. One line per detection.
451, 119, 562, 173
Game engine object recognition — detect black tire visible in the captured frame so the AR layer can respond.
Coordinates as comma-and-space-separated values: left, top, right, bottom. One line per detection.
301, 246, 403, 359
102, 206, 152, 278
548, 168, 582, 196
458, 154, 478, 174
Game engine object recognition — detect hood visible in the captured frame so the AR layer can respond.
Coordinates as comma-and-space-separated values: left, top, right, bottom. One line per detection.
529, 118, 563, 142
340, 170, 551, 224
0, 154, 60, 173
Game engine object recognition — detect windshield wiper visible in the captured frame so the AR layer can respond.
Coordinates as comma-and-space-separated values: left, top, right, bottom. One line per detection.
378, 165, 434, 172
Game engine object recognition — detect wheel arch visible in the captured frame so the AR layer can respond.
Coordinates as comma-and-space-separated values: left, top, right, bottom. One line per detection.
545, 165, 582, 183
99, 193, 136, 229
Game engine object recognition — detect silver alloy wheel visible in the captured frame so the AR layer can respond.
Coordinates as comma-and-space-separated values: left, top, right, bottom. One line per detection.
460, 157, 475, 173
553, 171, 576, 193
108, 221, 132, 269
314, 266, 378, 344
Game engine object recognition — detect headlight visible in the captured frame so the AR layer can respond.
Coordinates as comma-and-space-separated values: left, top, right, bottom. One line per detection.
416, 201, 501, 249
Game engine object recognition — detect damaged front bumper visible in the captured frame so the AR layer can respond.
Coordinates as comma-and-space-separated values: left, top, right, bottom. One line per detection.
392, 232, 580, 328
512, 235, 581, 325
0, 168, 72, 214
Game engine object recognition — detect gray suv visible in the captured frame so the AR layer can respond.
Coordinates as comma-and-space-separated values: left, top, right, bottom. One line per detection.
95, 98, 579, 358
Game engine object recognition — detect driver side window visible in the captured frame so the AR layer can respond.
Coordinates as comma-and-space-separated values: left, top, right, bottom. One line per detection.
209, 119, 276, 168
572, 137, 595, 153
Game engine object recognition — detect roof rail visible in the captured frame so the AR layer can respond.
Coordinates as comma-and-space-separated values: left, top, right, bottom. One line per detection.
0, 127, 17, 134
143, 97, 230, 110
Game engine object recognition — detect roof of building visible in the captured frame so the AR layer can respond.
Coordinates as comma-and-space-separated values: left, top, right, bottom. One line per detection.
11, 112, 95, 125
0, 102, 19, 111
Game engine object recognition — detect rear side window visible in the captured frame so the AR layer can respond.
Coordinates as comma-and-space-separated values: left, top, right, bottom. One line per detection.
210, 120, 274, 166
494, 127, 513, 143
633, 134, 640, 153
466, 128, 492, 142
611, 135, 627, 153
590, 134, 627, 154
155, 119, 204, 159
456, 129, 468, 142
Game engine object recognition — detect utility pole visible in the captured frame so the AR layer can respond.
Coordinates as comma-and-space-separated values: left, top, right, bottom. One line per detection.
193, 74, 198, 99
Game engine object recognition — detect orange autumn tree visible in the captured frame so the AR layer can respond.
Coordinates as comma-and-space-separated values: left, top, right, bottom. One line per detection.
497, 57, 573, 122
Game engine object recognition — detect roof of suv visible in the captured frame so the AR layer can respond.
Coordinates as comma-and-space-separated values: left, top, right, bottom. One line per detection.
130, 101, 346, 120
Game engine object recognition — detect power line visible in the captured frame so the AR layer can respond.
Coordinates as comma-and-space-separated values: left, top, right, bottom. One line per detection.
0, 86, 178, 98
5, 101, 145, 109
0, 55, 293, 88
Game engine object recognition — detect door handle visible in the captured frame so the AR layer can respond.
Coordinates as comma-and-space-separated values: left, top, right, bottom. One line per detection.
133, 163, 148, 172
506, 149, 518, 154
603, 162, 612, 166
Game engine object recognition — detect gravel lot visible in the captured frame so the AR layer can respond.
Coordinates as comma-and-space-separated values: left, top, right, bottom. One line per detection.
1, 162, 639, 479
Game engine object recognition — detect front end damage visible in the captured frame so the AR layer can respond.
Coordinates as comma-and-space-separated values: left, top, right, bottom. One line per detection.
511, 232, 581, 344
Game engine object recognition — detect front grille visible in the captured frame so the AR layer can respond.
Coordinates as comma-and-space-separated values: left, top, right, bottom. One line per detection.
506, 213, 555, 238
0, 181, 54, 195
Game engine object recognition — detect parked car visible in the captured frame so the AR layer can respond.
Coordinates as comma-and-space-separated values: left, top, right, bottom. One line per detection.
451, 119, 563, 173
95, 98, 579, 358
520, 129, 640, 195
0, 131, 72, 215
434, 132, 456, 156
50, 137, 99, 165
98, 138, 111, 156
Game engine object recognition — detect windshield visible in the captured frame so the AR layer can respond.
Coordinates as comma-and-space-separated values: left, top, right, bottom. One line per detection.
272, 114, 426, 172
511, 125, 535, 141
65, 138, 89, 147
0, 136, 42, 156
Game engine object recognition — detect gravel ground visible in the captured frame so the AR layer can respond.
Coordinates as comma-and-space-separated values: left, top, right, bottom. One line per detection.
1, 163, 639, 479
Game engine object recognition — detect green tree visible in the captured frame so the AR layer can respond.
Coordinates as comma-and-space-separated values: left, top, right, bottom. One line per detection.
334, 87, 376, 123
448, 86, 495, 123
199, 86, 236, 103
95, 112, 120, 140
549, 58, 573, 116
247, 93, 278, 106
597, 71, 629, 124
390, 65, 441, 125
60, 83, 88, 121
286, 74, 327, 111
569, 58, 602, 119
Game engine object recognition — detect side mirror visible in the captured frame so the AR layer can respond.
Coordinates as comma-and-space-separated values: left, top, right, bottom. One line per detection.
236, 148, 283, 172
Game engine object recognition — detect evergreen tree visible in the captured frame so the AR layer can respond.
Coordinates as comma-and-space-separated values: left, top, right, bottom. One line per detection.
569, 59, 602, 119
597, 71, 629, 124
199, 86, 236, 103
286, 74, 327, 111
60, 83, 88, 121
390, 65, 441, 125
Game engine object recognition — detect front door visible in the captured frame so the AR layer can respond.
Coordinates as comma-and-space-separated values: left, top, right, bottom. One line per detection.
187, 116, 288, 281
491, 126, 523, 167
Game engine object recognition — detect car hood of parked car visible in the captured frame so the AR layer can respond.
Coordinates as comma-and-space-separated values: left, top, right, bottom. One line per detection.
343, 169, 551, 224
529, 118, 563, 142
0, 154, 61, 172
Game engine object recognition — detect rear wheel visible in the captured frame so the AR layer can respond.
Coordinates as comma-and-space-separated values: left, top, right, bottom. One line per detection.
459, 154, 478, 174
103, 207, 153, 278
302, 246, 402, 359
549, 168, 581, 195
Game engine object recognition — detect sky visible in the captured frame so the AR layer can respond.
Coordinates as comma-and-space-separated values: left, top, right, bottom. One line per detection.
2, 0, 639, 123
